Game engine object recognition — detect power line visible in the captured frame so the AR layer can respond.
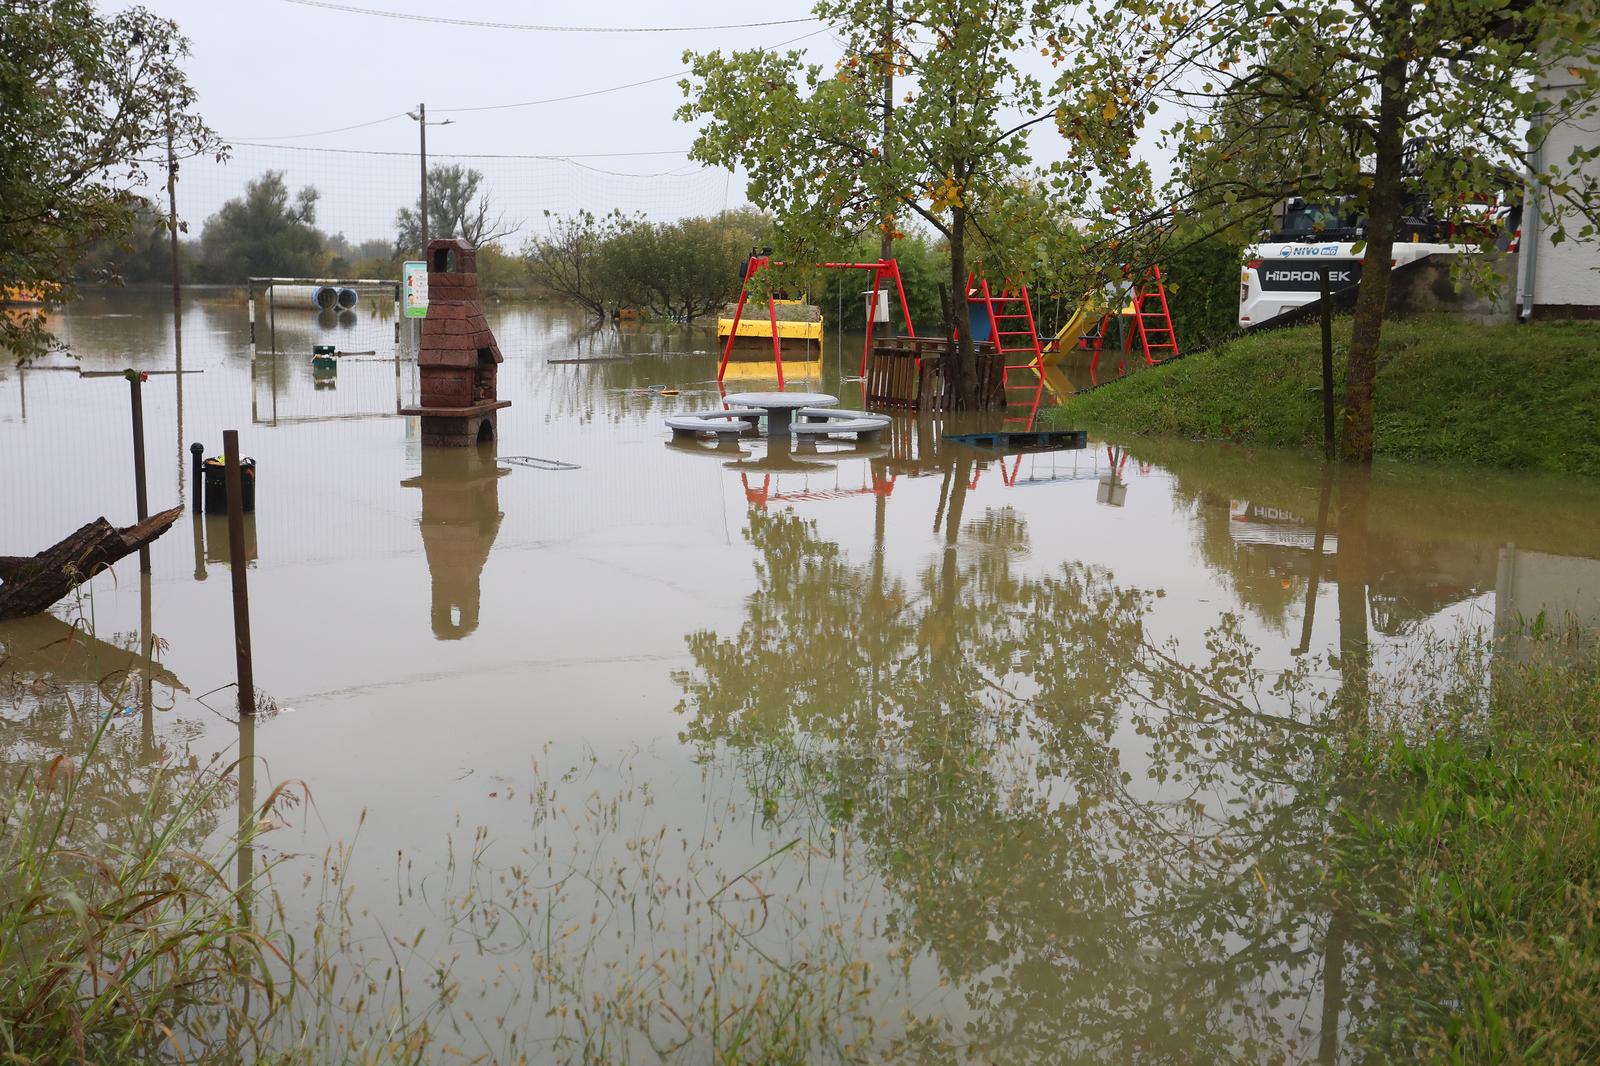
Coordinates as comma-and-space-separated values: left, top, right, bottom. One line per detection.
230, 112, 411, 141
224, 26, 829, 139
433, 72, 688, 115
431, 26, 829, 114
278, 0, 817, 32
227, 141, 693, 160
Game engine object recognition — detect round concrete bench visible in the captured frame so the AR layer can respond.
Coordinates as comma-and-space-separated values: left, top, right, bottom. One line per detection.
789, 408, 889, 442
665, 410, 764, 440
796, 407, 874, 423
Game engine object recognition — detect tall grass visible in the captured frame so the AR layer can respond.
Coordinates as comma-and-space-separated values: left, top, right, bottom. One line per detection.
0, 714, 279, 1064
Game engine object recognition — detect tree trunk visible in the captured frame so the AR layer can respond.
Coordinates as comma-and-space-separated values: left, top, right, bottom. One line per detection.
946, 209, 976, 409
1341, 57, 1408, 464
0, 506, 182, 621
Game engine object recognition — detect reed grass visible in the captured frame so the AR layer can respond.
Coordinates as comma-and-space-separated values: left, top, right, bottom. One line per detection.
0, 715, 279, 1064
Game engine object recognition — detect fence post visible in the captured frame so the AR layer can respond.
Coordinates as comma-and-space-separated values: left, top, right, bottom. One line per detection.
127, 371, 150, 573
223, 430, 255, 716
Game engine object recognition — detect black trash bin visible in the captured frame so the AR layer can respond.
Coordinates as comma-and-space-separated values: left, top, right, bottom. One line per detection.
203, 456, 256, 514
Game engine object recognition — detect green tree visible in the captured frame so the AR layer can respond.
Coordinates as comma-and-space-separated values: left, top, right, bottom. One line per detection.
601, 210, 764, 321
395, 165, 517, 256
73, 200, 181, 286
679, 0, 1064, 409
195, 171, 324, 282
1049, 0, 1600, 462
522, 209, 628, 318
0, 0, 218, 360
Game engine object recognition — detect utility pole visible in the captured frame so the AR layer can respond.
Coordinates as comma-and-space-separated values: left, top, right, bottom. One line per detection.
165, 116, 181, 323
417, 102, 428, 248
407, 103, 454, 253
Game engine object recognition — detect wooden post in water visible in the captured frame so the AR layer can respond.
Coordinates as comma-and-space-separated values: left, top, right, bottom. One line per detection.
223, 430, 255, 716
1320, 266, 1335, 460
127, 371, 151, 573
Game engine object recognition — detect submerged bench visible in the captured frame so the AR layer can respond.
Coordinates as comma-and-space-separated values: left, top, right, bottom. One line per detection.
790, 407, 890, 442
665, 409, 765, 440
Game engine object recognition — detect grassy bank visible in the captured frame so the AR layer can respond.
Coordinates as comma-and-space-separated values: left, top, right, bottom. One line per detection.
1050, 315, 1600, 477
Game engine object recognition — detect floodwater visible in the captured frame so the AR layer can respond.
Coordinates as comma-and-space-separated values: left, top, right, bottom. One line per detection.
4, 290, 1600, 1062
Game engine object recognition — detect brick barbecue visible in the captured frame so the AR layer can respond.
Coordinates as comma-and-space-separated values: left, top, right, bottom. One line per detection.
400, 237, 510, 446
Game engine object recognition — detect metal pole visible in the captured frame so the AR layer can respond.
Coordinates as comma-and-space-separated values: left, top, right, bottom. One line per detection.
418, 102, 429, 250
223, 430, 255, 716
190, 441, 205, 511
166, 115, 181, 326
128, 372, 150, 573
879, 0, 894, 265
1320, 266, 1335, 460
247, 281, 256, 359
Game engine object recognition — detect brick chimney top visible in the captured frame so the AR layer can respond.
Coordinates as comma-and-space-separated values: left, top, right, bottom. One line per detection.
427, 237, 477, 275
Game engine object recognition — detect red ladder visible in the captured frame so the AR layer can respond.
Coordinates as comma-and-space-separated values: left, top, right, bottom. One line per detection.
1085, 264, 1179, 381
967, 275, 1046, 427
1123, 264, 1179, 366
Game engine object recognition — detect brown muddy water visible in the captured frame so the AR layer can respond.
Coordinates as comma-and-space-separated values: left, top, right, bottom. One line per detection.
4, 290, 1600, 1062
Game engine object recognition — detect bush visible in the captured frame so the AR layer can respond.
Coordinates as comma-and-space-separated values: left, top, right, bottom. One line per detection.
1161, 235, 1243, 354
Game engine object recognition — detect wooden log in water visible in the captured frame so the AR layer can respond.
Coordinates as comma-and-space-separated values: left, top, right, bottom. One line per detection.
0, 506, 183, 621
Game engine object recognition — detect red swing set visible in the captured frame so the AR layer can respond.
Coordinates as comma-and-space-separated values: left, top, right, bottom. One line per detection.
718, 256, 917, 388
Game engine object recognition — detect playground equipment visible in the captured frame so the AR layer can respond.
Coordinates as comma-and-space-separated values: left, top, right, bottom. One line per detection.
1076, 266, 1179, 377
719, 256, 915, 388
1039, 296, 1106, 363
964, 275, 1049, 425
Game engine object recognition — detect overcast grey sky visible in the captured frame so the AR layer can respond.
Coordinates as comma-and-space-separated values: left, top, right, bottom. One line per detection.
106, 0, 1139, 245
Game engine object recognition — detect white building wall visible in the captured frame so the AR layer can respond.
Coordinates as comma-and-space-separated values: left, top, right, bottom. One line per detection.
1517, 52, 1600, 318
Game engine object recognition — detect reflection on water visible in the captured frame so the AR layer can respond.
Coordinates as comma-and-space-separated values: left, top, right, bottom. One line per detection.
401, 443, 506, 639
2, 290, 1599, 1059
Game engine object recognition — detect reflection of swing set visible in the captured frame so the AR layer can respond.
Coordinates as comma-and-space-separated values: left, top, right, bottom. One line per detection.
740, 467, 897, 510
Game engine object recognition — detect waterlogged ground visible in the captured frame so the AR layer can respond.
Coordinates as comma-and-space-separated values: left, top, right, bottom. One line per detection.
5, 290, 1600, 1062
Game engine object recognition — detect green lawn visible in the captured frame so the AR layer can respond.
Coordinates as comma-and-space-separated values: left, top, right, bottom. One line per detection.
1048, 316, 1600, 477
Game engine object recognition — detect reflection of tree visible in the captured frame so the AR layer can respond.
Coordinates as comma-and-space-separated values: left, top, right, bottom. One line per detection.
676, 485, 1372, 1060
1, 619, 219, 878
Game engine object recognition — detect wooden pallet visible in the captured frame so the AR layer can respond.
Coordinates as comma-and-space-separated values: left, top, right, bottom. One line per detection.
942, 429, 1089, 454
